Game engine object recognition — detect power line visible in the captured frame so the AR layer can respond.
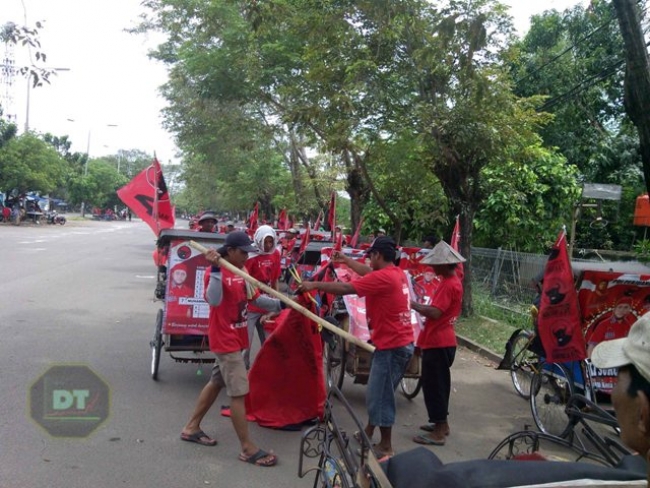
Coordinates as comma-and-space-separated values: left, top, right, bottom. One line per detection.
515, 10, 617, 86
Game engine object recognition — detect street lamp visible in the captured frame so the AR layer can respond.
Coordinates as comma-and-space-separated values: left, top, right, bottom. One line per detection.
66, 119, 119, 216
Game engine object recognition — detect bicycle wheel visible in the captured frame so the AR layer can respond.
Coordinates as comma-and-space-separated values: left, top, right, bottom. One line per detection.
150, 309, 163, 380
323, 332, 346, 390
510, 330, 538, 399
400, 376, 422, 399
530, 362, 574, 438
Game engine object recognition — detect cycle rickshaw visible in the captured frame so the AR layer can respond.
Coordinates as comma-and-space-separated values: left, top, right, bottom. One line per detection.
149, 229, 227, 380
287, 242, 425, 398
498, 260, 650, 468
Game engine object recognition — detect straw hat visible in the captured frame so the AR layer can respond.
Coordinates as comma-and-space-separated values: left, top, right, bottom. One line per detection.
421, 240, 466, 265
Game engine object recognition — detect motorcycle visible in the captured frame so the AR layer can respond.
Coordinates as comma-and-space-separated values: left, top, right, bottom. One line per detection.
46, 211, 66, 225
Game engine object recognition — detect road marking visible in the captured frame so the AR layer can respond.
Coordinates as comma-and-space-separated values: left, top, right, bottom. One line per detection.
136, 275, 156, 279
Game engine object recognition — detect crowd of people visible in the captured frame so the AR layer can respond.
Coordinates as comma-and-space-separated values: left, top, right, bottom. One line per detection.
163, 212, 648, 483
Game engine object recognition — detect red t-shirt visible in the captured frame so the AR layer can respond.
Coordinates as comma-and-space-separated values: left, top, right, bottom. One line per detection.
204, 267, 258, 354
587, 314, 635, 346
246, 249, 281, 314
351, 265, 413, 350
417, 274, 462, 349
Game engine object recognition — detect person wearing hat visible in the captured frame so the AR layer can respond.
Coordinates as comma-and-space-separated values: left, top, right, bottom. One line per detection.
297, 236, 414, 458
411, 240, 465, 446
197, 212, 218, 233
180, 231, 284, 467
587, 296, 637, 357
591, 315, 650, 480
376, 228, 386, 237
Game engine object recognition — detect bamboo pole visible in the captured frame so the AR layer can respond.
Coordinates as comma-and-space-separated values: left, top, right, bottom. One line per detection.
189, 240, 375, 353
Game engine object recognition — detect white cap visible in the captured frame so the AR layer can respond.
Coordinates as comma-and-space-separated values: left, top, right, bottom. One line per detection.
421, 240, 466, 265
591, 312, 650, 384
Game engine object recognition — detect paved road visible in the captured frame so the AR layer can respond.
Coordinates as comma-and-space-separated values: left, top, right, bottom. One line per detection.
0, 218, 532, 487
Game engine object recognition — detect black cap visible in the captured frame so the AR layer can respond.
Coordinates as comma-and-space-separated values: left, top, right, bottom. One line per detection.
366, 236, 396, 255
217, 231, 257, 254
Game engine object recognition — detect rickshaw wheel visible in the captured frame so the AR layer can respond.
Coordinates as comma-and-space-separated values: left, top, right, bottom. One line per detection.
530, 362, 574, 438
151, 309, 163, 380
324, 332, 346, 390
400, 376, 422, 399
510, 330, 537, 399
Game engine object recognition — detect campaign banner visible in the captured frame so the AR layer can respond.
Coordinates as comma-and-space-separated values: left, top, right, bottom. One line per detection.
163, 237, 217, 335
578, 270, 650, 392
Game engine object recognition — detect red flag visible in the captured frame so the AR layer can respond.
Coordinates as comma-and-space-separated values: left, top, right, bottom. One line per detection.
248, 304, 325, 428
298, 225, 311, 256
247, 202, 259, 233
334, 230, 343, 251
450, 215, 464, 281
327, 192, 336, 237
277, 208, 288, 230
117, 158, 175, 235
537, 230, 587, 363
349, 217, 364, 248
313, 209, 323, 231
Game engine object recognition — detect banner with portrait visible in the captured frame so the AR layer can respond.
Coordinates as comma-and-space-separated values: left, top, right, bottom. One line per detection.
578, 270, 650, 392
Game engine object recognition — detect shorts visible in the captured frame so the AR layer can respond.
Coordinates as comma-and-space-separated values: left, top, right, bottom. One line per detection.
210, 351, 249, 397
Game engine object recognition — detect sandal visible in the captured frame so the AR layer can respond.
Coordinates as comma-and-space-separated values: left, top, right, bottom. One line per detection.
180, 430, 217, 446
239, 449, 278, 467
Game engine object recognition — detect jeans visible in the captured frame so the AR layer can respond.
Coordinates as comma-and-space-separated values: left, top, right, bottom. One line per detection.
366, 343, 414, 427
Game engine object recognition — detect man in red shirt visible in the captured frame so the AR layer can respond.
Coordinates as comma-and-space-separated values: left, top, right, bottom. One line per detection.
297, 236, 414, 458
244, 225, 282, 367
411, 240, 465, 446
180, 231, 284, 467
587, 296, 637, 357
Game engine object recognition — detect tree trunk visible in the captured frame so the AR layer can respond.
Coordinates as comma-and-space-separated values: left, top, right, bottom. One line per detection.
612, 0, 650, 195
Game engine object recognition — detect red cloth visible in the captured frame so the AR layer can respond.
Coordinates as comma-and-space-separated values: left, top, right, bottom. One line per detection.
450, 215, 464, 281
538, 231, 587, 363
204, 267, 257, 353
351, 265, 414, 349
417, 274, 462, 349
247, 202, 259, 234
117, 158, 175, 234
248, 306, 325, 428
277, 209, 288, 230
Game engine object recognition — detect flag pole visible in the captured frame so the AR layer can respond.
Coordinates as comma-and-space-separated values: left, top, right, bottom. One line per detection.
188, 240, 375, 353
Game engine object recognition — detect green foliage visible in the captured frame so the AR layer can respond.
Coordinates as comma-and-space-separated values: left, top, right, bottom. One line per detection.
474, 143, 580, 252
0, 133, 68, 194
67, 160, 127, 209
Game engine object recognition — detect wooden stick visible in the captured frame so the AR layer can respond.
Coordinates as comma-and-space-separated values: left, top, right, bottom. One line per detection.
189, 240, 375, 353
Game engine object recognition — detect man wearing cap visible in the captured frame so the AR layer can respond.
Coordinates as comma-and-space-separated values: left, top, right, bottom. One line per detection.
180, 231, 283, 467
591, 315, 650, 481
297, 236, 414, 458
196, 212, 218, 233
411, 240, 465, 446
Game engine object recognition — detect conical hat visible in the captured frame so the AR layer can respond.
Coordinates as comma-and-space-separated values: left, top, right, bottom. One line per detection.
421, 240, 466, 265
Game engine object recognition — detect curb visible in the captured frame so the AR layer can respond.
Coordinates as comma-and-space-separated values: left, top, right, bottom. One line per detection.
456, 334, 503, 365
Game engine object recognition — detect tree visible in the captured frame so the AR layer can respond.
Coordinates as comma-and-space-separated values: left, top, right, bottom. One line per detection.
612, 0, 650, 197
0, 133, 68, 194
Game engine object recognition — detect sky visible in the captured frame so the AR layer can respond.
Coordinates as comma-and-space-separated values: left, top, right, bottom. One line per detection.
1, 0, 587, 164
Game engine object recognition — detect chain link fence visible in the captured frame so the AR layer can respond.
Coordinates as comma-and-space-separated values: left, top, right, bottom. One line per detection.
470, 247, 598, 328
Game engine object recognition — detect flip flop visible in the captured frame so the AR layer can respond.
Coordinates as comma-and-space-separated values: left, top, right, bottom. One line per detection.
413, 434, 445, 446
239, 449, 278, 467
180, 430, 217, 446
420, 424, 450, 435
